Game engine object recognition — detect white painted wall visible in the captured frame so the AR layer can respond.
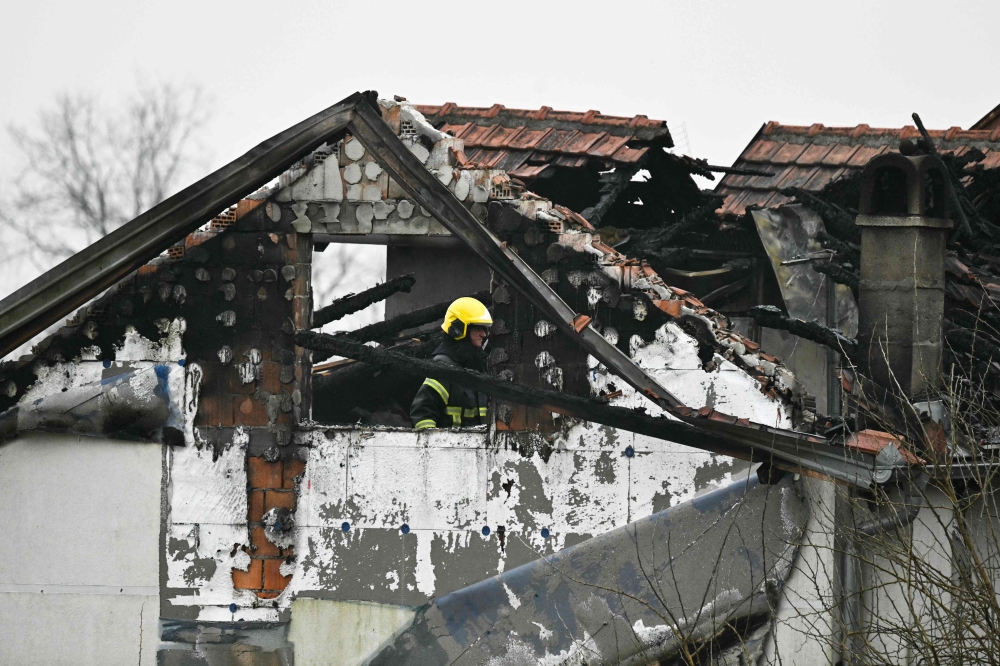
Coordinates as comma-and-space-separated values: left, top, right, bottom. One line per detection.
0, 433, 161, 665
287, 598, 415, 666
764, 476, 838, 665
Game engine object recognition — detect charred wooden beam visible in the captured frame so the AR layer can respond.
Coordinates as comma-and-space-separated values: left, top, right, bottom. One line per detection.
312, 274, 416, 329
667, 152, 775, 179
699, 276, 752, 307
780, 187, 860, 242
816, 230, 861, 265
298, 330, 762, 463
912, 112, 978, 242
313, 334, 443, 393
297, 330, 908, 487
347, 289, 490, 343
750, 305, 858, 357
310, 291, 490, 364
656, 198, 723, 246
947, 308, 1000, 340
811, 261, 860, 299
580, 166, 637, 226
944, 319, 1000, 366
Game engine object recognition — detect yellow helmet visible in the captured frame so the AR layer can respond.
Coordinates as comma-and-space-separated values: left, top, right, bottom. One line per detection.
442, 297, 493, 340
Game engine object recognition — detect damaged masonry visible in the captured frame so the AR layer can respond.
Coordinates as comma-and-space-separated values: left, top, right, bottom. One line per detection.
1, 90, 999, 666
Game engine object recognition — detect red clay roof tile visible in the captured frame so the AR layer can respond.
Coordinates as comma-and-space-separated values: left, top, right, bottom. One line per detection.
770, 142, 810, 164
416, 102, 671, 176
820, 143, 861, 166
795, 143, 834, 165
717, 121, 1000, 215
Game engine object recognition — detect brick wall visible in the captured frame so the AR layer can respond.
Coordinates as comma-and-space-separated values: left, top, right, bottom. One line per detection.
233, 457, 306, 597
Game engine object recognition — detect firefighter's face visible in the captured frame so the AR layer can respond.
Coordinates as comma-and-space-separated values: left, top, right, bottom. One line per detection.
468, 325, 489, 348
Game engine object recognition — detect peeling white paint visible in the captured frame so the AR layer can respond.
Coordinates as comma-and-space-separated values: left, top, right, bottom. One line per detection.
414, 531, 435, 597
115, 320, 186, 362
532, 621, 553, 641
502, 582, 521, 609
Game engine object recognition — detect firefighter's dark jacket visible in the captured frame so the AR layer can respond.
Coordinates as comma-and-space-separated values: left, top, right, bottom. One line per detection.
410, 337, 489, 429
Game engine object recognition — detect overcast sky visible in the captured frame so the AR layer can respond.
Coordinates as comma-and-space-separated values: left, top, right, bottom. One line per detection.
0, 0, 997, 332
3, 0, 997, 179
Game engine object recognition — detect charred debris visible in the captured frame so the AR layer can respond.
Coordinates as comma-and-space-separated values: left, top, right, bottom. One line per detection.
306, 113, 790, 430
762, 118, 1000, 418
309, 108, 1000, 459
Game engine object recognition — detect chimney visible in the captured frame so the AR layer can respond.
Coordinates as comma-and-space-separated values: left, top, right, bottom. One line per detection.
856, 154, 952, 398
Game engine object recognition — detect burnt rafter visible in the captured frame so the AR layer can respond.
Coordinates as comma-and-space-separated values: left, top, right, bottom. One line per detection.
811, 261, 860, 298
297, 331, 906, 487
750, 305, 859, 358
311, 273, 416, 329
341, 289, 490, 343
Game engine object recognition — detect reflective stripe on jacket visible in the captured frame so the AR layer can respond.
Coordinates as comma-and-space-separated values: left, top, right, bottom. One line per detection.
410, 355, 488, 429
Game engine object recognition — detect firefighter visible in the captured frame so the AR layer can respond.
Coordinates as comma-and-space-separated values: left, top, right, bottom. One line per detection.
410, 297, 492, 429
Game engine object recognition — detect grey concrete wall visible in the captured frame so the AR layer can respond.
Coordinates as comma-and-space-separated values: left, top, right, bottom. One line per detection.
0, 433, 161, 665
858, 225, 947, 396
384, 246, 491, 318
762, 328, 831, 414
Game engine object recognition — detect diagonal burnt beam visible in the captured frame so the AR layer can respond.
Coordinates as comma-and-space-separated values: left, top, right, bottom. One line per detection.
0, 92, 375, 358
298, 331, 903, 486
751, 305, 859, 358
299, 330, 759, 463
312, 273, 416, 329
346, 101, 684, 410
311, 289, 491, 365
345, 289, 491, 344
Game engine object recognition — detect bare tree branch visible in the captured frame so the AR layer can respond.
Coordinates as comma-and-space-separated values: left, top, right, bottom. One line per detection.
3, 82, 209, 271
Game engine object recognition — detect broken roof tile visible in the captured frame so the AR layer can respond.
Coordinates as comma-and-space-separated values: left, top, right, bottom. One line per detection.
981, 150, 1000, 169
510, 164, 551, 179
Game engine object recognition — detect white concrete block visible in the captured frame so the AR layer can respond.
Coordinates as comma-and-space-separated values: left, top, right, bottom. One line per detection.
0, 434, 160, 588
407, 142, 429, 164
355, 204, 375, 232
323, 160, 344, 201
397, 200, 414, 219
344, 162, 362, 185
344, 138, 365, 161
0, 592, 159, 666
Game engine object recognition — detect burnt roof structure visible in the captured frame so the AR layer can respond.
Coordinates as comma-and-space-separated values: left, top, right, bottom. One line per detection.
417, 102, 708, 229
716, 121, 1000, 217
